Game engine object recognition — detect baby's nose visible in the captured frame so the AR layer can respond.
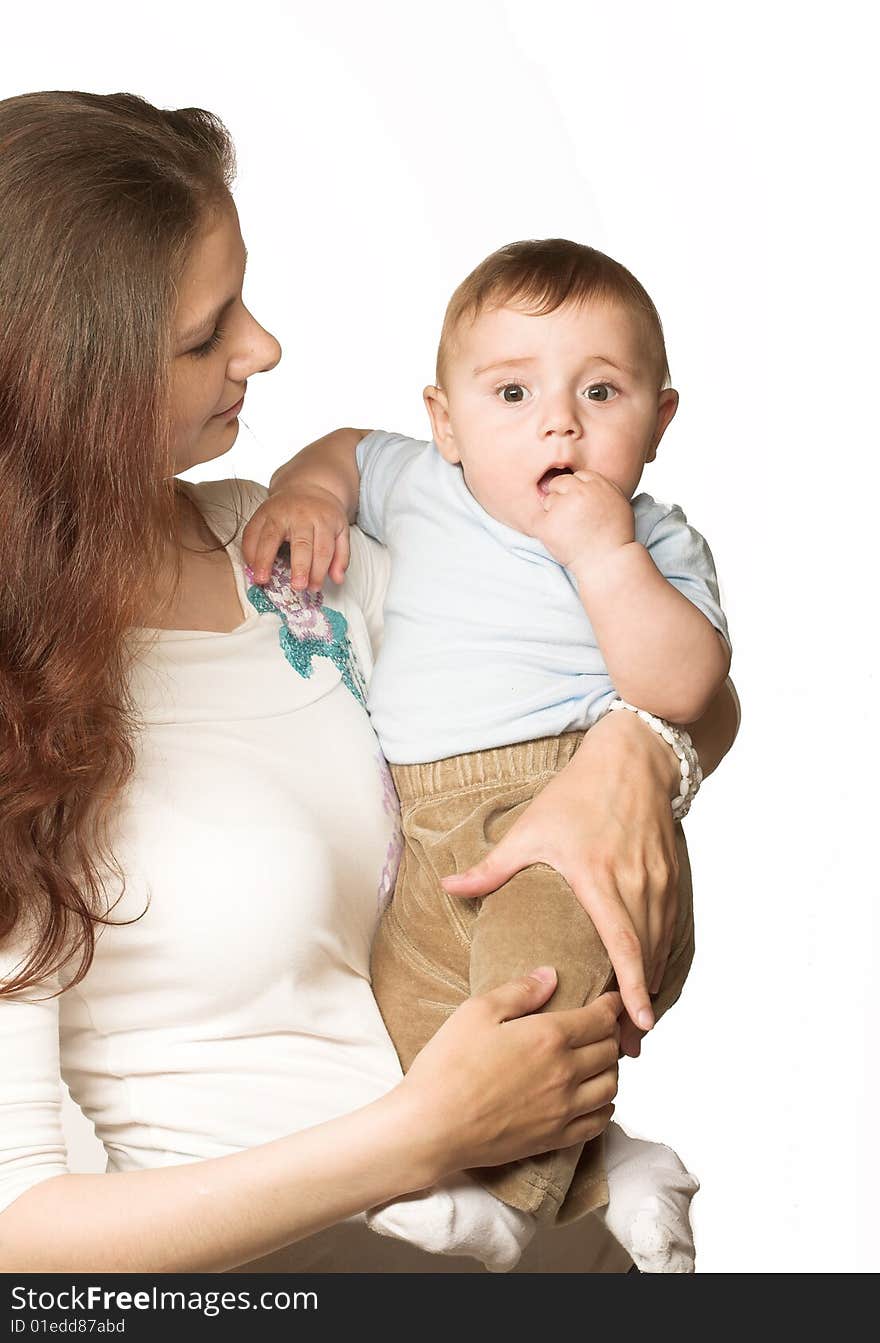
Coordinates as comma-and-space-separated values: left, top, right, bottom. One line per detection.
539, 397, 582, 439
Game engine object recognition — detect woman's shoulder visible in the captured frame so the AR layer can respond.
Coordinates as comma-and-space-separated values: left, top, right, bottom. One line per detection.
186, 476, 267, 519
182, 476, 268, 545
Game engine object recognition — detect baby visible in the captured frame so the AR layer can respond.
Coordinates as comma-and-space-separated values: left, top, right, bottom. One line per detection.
247, 239, 731, 1271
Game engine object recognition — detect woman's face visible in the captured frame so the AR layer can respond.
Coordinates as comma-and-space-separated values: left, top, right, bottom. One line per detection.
170, 201, 281, 475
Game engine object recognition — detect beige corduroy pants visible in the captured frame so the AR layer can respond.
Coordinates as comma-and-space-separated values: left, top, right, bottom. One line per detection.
370, 732, 695, 1224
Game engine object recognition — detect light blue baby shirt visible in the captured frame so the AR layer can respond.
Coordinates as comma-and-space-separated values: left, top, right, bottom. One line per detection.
356, 430, 729, 765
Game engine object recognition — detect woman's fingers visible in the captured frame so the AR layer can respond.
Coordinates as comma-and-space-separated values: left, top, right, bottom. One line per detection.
647, 889, 667, 988
618, 1014, 645, 1059
570, 1034, 621, 1081
559, 1102, 616, 1148
478, 965, 559, 1023
650, 921, 675, 995
566, 875, 654, 1033
407, 974, 624, 1173
445, 828, 656, 1030
476, 978, 622, 1066
556, 991, 622, 1047
571, 1062, 619, 1113
441, 823, 530, 897
649, 874, 675, 991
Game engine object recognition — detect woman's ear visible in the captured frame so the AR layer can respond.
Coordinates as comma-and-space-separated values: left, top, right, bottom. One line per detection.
423, 385, 461, 464
645, 387, 679, 463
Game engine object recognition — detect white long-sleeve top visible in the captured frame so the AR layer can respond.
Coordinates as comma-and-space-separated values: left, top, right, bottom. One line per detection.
0, 477, 627, 1273
0, 480, 401, 1193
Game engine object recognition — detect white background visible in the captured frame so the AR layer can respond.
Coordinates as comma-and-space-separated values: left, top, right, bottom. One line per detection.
3, 0, 877, 1272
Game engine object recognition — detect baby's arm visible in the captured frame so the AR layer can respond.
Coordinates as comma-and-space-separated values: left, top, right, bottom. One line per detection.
243, 428, 366, 589
535, 470, 730, 723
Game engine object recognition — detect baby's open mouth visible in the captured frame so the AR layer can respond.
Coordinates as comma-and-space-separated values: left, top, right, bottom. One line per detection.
537, 466, 574, 495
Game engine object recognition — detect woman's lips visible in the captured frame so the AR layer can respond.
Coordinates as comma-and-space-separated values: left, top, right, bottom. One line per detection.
537, 466, 573, 495
214, 395, 244, 419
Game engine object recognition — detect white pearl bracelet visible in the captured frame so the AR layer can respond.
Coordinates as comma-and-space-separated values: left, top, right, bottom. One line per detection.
606, 698, 703, 821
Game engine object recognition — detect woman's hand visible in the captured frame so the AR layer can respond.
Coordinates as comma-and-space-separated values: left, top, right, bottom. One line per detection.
442, 708, 684, 1057
398, 969, 621, 1180
442, 681, 739, 1058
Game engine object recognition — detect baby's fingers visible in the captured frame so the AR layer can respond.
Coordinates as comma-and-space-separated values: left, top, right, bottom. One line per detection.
244, 510, 289, 584
543, 473, 576, 497
290, 523, 316, 590
306, 521, 352, 591
307, 524, 339, 591
327, 527, 351, 586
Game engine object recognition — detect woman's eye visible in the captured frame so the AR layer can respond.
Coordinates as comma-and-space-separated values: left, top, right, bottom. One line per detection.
498, 383, 528, 404
586, 383, 617, 402
191, 326, 224, 359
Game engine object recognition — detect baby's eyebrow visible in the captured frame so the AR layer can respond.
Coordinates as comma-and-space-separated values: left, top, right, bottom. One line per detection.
473, 353, 639, 378
588, 354, 639, 377
472, 356, 538, 376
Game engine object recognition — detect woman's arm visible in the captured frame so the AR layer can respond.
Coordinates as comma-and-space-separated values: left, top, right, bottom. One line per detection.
0, 974, 620, 1272
444, 678, 740, 1047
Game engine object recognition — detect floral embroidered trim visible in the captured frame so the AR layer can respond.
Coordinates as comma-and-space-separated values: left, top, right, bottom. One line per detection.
244, 545, 367, 707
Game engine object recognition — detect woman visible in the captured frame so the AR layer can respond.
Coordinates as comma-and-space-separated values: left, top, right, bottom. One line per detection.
0, 91, 738, 1273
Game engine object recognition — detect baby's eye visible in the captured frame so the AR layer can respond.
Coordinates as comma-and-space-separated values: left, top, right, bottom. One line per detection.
498, 383, 529, 404
586, 383, 617, 402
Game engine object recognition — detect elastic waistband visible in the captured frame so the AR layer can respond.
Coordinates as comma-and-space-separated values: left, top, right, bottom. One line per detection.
389, 732, 587, 804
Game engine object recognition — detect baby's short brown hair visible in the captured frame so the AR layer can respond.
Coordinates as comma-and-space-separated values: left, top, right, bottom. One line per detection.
436, 238, 670, 389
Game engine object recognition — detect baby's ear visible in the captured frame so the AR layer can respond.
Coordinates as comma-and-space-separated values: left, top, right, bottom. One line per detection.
423, 385, 461, 464
646, 388, 679, 462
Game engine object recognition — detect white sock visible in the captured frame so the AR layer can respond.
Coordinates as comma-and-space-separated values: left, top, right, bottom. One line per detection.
366, 1172, 536, 1272
597, 1120, 700, 1273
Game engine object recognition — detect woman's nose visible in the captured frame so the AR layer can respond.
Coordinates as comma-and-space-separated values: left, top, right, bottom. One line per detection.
251, 324, 282, 375
233, 313, 282, 377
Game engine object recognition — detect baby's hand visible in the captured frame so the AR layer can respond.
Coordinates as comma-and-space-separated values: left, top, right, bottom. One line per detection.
535, 469, 635, 573
241, 483, 351, 591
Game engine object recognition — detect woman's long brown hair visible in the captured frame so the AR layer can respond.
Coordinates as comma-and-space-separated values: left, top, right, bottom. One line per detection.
0, 91, 236, 995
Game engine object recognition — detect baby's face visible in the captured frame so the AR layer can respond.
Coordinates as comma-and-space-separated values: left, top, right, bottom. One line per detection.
426, 298, 678, 538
